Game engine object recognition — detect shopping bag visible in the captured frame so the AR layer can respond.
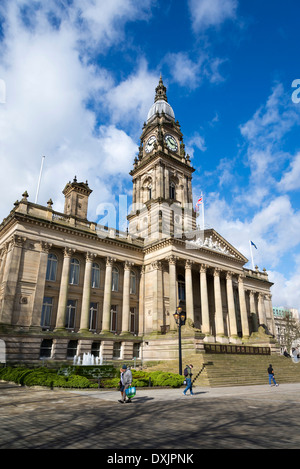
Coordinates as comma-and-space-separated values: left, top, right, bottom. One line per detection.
125, 386, 136, 398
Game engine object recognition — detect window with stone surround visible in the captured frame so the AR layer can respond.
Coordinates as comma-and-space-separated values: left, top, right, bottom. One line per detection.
69, 258, 80, 285
40, 339, 53, 359
91, 263, 100, 288
89, 302, 98, 330
65, 299, 77, 329
112, 266, 119, 292
41, 297, 53, 328
46, 253, 57, 281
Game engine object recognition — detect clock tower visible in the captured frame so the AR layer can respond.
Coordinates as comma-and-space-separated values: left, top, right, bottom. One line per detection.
128, 77, 196, 242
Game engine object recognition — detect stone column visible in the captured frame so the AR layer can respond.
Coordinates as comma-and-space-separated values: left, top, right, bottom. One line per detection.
31, 241, 52, 328
79, 252, 96, 332
55, 247, 75, 330
132, 179, 137, 205
168, 255, 178, 331
0, 235, 26, 324
214, 268, 225, 337
258, 292, 267, 327
157, 163, 163, 198
151, 260, 163, 332
164, 167, 169, 199
249, 290, 259, 332
200, 264, 210, 335
121, 261, 133, 334
238, 274, 250, 338
0, 243, 8, 285
226, 271, 238, 340
266, 293, 276, 335
152, 165, 157, 199
102, 257, 115, 332
138, 266, 145, 336
185, 260, 194, 323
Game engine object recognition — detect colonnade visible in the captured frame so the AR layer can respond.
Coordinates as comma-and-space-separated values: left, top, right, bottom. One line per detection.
0, 239, 142, 335
167, 257, 274, 341
0, 235, 274, 340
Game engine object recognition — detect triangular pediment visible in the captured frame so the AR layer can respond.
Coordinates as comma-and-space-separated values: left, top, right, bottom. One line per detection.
185, 228, 248, 263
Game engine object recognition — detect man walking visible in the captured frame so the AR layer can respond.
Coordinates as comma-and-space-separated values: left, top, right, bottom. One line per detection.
183, 364, 194, 396
119, 364, 133, 403
268, 364, 279, 387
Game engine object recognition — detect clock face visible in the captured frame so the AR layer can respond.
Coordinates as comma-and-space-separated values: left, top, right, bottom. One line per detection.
165, 134, 178, 152
145, 135, 157, 153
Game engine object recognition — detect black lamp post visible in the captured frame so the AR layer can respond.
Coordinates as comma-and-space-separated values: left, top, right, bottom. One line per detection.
173, 306, 186, 375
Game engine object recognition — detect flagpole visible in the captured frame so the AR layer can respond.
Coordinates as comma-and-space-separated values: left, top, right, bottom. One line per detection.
201, 192, 205, 231
249, 240, 255, 270
35, 156, 45, 204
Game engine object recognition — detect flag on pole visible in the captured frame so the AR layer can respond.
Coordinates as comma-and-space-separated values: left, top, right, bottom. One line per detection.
195, 196, 203, 211
250, 241, 257, 249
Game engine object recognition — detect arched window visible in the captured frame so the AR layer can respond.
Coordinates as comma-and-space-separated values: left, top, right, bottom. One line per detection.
178, 274, 185, 301
112, 266, 119, 292
69, 258, 80, 285
148, 184, 152, 200
130, 270, 136, 294
169, 182, 176, 200
91, 263, 100, 288
46, 253, 57, 281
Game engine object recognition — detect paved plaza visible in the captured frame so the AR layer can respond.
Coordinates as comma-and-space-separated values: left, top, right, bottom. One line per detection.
1, 381, 300, 451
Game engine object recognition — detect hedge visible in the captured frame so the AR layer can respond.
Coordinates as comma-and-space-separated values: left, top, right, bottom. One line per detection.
102, 370, 183, 389
0, 367, 96, 388
0, 366, 183, 389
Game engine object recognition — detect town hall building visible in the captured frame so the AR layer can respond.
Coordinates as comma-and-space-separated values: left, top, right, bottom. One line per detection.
0, 78, 277, 364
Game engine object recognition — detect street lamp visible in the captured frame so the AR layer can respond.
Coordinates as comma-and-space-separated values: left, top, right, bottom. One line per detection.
173, 306, 186, 375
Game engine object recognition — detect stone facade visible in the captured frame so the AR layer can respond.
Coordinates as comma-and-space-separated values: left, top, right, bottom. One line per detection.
0, 79, 277, 364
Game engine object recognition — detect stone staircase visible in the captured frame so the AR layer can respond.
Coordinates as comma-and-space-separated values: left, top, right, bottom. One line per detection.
146, 352, 300, 387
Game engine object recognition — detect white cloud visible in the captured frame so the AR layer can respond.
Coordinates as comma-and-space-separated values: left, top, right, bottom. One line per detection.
237, 83, 300, 207
278, 152, 300, 192
103, 60, 158, 129
164, 51, 226, 89
0, 0, 156, 222
188, 0, 238, 32
269, 267, 300, 312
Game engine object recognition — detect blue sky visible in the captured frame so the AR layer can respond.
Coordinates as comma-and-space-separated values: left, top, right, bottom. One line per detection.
0, 0, 300, 311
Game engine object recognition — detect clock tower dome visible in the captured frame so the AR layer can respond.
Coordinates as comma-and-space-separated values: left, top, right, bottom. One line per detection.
128, 77, 196, 241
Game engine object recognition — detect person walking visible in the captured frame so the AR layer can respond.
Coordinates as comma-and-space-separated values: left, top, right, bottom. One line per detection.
268, 364, 279, 387
118, 364, 133, 403
183, 364, 194, 396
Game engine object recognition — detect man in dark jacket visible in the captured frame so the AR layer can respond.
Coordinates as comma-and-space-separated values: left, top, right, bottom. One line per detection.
182, 364, 194, 396
268, 364, 279, 387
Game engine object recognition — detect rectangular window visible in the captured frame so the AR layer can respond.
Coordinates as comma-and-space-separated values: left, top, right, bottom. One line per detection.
111, 305, 118, 332
112, 268, 119, 291
67, 340, 78, 359
65, 300, 77, 329
89, 302, 98, 331
91, 263, 100, 288
113, 342, 121, 358
91, 341, 101, 357
133, 343, 140, 359
41, 297, 53, 328
69, 259, 80, 285
40, 339, 53, 359
130, 272, 136, 294
130, 307, 136, 333
46, 254, 57, 281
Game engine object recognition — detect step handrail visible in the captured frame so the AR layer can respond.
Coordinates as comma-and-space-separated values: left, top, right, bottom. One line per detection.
192, 361, 213, 384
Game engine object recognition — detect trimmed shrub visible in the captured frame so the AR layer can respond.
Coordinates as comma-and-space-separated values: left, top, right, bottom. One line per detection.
0, 366, 183, 389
